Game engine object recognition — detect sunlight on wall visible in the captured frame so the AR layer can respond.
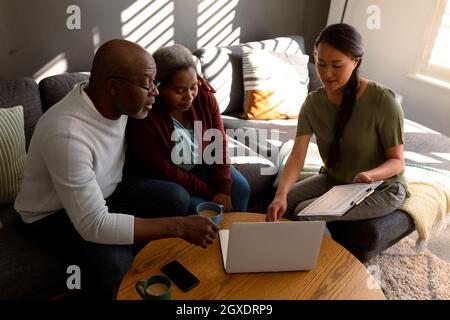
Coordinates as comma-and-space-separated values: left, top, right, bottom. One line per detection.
429, 0, 450, 68
93, 26, 101, 52
197, 0, 240, 48
195, 0, 241, 110
121, 0, 174, 53
33, 53, 68, 83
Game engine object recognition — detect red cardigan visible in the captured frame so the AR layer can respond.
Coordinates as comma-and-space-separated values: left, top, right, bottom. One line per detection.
126, 86, 231, 197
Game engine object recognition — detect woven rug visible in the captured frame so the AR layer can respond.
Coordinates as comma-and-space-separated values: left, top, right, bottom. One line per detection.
364, 237, 450, 300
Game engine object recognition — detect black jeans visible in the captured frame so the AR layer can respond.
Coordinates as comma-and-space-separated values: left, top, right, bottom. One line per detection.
26, 178, 173, 300
27, 209, 133, 299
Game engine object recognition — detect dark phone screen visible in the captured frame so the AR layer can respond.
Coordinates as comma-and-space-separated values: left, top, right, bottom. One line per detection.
161, 260, 200, 292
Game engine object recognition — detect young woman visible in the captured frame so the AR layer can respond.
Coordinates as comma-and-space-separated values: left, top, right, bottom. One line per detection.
267, 23, 407, 223
125, 44, 250, 217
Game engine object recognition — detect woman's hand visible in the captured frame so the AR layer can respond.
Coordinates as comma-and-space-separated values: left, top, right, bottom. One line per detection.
353, 171, 375, 183
212, 193, 232, 212
266, 194, 287, 222
353, 145, 405, 183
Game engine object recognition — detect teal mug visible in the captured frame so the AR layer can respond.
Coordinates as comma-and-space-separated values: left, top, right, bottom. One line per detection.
135, 275, 172, 300
196, 202, 224, 225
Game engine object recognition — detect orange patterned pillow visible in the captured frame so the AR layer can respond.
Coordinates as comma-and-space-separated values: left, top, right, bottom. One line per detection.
242, 49, 309, 120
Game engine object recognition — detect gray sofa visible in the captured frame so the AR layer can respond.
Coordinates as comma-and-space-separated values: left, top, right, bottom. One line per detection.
1, 35, 449, 299
0, 74, 91, 300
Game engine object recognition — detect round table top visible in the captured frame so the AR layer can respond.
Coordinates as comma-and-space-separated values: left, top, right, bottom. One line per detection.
117, 212, 385, 300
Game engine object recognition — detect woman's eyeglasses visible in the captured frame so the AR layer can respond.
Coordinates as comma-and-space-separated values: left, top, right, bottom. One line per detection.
110, 76, 161, 93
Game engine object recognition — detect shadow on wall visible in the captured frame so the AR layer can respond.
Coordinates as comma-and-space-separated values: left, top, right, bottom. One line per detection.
2, 0, 135, 79
195, 0, 241, 49
121, 0, 176, 54
1, 0, 330, 80
1, 0, 242, 79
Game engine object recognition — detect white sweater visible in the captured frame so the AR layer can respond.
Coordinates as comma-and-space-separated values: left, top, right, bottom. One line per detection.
14, 82, 134, 245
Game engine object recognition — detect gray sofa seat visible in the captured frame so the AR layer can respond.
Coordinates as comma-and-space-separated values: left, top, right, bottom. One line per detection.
0, 73, 90, 299
0, 205, 67, 299
0, 78, 66, 299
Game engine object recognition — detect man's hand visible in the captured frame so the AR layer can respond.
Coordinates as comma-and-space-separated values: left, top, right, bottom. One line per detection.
212, 193, 232, 212
179, 215, 219, 248
266, 194, 287, 221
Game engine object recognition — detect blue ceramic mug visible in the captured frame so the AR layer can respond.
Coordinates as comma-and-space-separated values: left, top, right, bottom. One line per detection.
196, 202, 224, 225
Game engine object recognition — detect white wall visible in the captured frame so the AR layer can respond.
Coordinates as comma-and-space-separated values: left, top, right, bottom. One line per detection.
1, 0, 330, 80
328, 0, 450, 136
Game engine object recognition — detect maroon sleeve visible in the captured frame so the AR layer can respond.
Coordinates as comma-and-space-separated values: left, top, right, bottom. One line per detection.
202, 89, 232, 195
126, 115, 215, 198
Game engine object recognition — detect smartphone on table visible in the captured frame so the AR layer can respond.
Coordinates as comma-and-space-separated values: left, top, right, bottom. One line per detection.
161, 260, 200, 292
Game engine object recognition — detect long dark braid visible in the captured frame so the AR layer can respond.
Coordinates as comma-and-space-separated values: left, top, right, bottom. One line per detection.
326, 67, 360, 168
314, 24, 364, 169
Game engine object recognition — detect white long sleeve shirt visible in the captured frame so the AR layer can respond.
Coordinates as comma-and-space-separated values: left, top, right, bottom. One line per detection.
14, 82, 134, 245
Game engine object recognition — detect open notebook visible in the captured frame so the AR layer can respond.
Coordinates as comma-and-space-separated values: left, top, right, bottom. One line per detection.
297, 180, 384, 217
218, 221, 325, 273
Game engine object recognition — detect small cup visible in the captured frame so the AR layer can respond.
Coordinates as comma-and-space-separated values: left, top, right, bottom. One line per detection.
196, 202, 224, 225
135, 275, 172, 300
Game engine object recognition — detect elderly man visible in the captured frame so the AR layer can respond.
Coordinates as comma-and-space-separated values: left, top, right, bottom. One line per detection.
14, 40, 218, 299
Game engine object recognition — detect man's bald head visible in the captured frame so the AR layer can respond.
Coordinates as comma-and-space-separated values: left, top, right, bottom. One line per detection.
85, 39, 158, 120
90, 39, 153, 79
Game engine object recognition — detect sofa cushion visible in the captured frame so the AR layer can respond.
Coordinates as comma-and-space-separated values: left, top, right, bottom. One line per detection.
227, 136, 277, 196
194, 35, 307, 116
0, 105, 26, 205
273, 140, 322, 188
39, 73, 90, 111
223, 115, 298, 164
0, 78, 43, 149
194, 47, 235, 114
223, 117, 301, 196
242, 49, 309, 120
327, 210, 415, 262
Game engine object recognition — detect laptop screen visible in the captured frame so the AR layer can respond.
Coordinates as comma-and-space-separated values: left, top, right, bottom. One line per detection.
218, 221, 325, 273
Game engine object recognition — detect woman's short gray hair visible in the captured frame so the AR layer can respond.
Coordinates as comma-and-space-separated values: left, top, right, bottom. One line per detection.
153, 44, 197, 85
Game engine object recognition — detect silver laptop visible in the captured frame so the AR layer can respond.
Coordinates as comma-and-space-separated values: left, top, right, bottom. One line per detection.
218, 221, 325, 273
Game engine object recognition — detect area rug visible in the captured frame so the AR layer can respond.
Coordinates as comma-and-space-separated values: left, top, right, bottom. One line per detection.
364, 237, 450, 300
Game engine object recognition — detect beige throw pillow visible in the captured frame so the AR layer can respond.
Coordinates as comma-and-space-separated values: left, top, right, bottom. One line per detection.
0, 105, 26, 205
242, 49, 309, 120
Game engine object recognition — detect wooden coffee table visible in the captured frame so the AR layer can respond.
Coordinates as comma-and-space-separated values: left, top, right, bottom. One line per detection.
117, 213, 385, 300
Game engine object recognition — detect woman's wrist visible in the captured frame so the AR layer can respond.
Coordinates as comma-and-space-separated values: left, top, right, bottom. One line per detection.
275, 189, 288, 198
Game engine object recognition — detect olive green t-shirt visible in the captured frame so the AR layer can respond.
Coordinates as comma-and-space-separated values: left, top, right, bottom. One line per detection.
296, 81, 406, 187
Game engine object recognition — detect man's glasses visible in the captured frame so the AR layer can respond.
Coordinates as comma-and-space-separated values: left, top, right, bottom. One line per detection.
110, 76, 161, 93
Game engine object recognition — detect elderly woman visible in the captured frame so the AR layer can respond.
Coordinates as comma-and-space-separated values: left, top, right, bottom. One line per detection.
125, 44, 250, 217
